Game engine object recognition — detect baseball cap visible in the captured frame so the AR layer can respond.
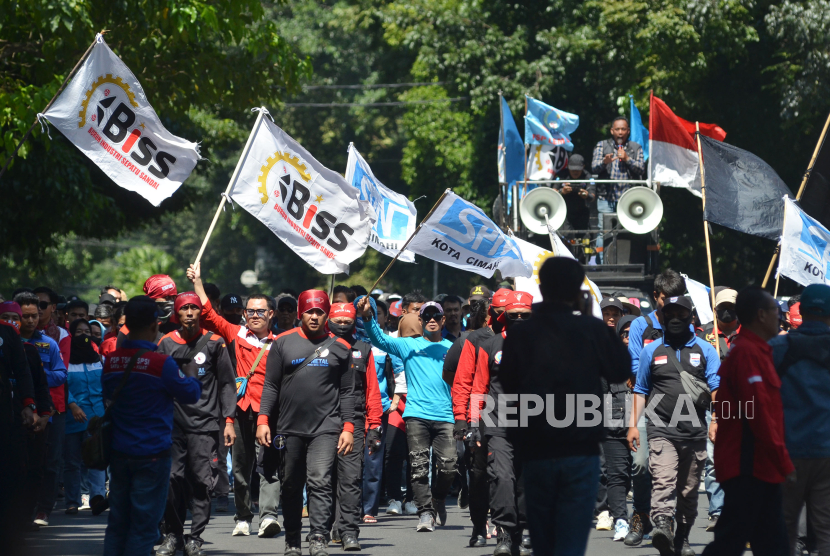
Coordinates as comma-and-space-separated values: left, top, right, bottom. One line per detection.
419, 301, 444, 317
663, 295, 693, 312
506, 291, 533, 311
124, 296, 159, 330
777, 300, 789, 314
600, 297, 624, 312
297, 290, 330, 318
171, 292, 203, 324
99, 293, 118, 306
568, 154, 585, 171
799, 284, 830, 317
491, 288, 513, 308
277, 296, 297, 311
389, 300, 402, 317
714, 288, 738, 307
143, 275, 177, 300
790, 302, 802, 327
469, 285, 492, 301
221, 294, 244, 310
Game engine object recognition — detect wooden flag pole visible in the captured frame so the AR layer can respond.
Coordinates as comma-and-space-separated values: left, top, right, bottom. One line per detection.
328, 274, 335, 298
761, 108, 830, 288
368, 189, 450, 293
0, 33, 103, 182
773, 203, 790, 298
521, 95, 529, 209
696, 122, 721, 358
194, 108, 267, 264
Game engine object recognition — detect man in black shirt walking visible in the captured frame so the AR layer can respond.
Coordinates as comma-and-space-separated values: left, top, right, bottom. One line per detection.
256, 290, 355, 556
156, 293, 237, 556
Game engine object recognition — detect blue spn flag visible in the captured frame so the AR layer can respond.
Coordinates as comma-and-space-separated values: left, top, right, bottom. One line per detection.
498, 96, 525, 186
524, 96, 579, 152
407, 191, 533, 278
345, 144, 418, 262
629, 95, 649, 161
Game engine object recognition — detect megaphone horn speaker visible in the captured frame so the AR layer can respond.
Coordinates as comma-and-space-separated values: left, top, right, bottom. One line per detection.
519, 187, 567, 234
617, 186, 664, 234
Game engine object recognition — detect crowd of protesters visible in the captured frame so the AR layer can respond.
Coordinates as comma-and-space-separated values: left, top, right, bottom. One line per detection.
1, 258, 827, 556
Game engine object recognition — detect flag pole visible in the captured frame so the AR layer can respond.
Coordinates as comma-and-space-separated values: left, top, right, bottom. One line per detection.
498, 91, 509, 229
648, 90, 654, 191
521, 95, 529, 220
696, 122, 721, 358
773, 204, 789, 297
194, 108, 267, 264
0, 33, 103, 182
328, 274, 335, 298
762, 108, 830, 288
369, 189, 450, 293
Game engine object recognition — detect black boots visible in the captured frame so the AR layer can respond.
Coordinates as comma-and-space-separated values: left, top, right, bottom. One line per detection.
651, 515, 675, 556
674, 522, 695, 556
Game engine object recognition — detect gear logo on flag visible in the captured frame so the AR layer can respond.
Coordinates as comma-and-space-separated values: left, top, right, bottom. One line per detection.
78, 74, 139, 127
531, 251, 555, 286
258, 151, 311, 204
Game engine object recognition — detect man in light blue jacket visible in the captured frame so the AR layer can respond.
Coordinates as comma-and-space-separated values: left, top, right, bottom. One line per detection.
770, 284, 830, 556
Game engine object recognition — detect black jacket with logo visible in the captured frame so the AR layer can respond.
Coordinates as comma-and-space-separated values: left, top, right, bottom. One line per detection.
157, 329, 236, 433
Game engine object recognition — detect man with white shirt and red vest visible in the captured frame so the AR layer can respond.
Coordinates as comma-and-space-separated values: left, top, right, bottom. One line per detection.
256, 290, 355, 556
472, 291, 533, 556
156, 292, 237, 556
186, 262, 281, 539
327, 302, 384, 551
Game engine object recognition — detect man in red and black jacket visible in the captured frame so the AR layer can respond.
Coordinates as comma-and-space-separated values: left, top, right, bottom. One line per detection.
702, 287, 793, 556
472, 291, 534, 556
446, 288, 511, 547
156, 293, 237, 556
327, 302, 383, 551
256, 291, 355, 556
187, 262, 280, 538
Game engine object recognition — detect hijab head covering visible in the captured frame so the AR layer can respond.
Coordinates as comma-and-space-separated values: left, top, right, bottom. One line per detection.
398, 313, 423, 338
353, 295, 377, 343
69, 318, 100, 364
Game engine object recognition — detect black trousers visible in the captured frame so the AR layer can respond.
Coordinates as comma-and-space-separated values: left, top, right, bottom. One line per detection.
487, 435, 526, 532
333, 424, 365, 537
163, 429, 217, 544
405, 417, 457, 517
468, 434, 489, 530
282, 433, 339, 542
602, 437, 632, 522
384, 423, 411, 502
1, 422, 29, 556
214, 428, 229, 498
701, 476, 789, 556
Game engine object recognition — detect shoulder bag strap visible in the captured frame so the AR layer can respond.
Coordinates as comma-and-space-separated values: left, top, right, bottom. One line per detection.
104, 349, 149, 416
293, 336, 338, 375
245, 339, 272, 380
186, 333, 214, 362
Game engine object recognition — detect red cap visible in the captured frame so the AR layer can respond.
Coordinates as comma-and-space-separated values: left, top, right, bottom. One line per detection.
389, 300, 402, 317
491, 288, 513, 308
143, 274, 177, 299
330, 303, 356, 320
505, 291, 533, 311
0, 301, 22, 318
298, 290, 330, 319
171, 292, 203, 324
790, 302, 802, 328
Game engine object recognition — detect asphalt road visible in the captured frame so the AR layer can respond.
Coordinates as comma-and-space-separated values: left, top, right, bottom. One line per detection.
24, 493, 719, 556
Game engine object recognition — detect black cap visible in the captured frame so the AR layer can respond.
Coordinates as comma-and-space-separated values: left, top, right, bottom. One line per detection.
662, 295, 693, 312
600, 297, 624, 311
568, 154, 585, 170
124, 296, 159, 330
99, 293, 118, 306
221, 294, 244, 310
277, 296, 297, 310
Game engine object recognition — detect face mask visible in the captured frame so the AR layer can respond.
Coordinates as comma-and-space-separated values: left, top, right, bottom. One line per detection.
72, 334, 93, 349
717, 307, 737, 324
225, 313, 243, 326
90, 335, 102, 347
328, 322, 355, 338
665, 318, 688, 336
156, 301, 174, 323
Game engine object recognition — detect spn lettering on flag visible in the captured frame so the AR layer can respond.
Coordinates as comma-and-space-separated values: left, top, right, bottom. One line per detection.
42, 35, 200, 206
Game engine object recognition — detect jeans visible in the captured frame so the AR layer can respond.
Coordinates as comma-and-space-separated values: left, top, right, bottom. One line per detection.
384, 423, 411, 503
404, 417, 457, 518
524, 455, 601, 556
37, 412, 65, 515
603, 437, 632, 522
104, 452, 172, 556
362, 415, 387, 517
596, 199, 616, 264
64, 431, 106, 509
701, 476, 789, 556
282, 433, 339, 541
704, 410, 724, 517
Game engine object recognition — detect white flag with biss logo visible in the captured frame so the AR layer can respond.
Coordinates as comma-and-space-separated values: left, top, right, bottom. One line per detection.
230, 114, 376, 274
42, 35, 200, 206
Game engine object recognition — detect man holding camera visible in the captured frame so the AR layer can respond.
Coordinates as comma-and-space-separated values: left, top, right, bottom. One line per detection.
554, 154, 596, 236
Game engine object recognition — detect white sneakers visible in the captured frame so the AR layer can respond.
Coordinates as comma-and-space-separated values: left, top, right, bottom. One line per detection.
386, 500, 402, 515
596, 510, 614, 531
232, 521, 251, 536
80, 494, 91, 510
613, 518, 629, 541
403, 501, 418, 515
258, 517, 281, 538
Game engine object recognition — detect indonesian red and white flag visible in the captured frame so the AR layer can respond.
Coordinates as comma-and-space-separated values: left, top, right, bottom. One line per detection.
650, 93, 726, 197
42, 35, 201, 206
230, 110, 376, 274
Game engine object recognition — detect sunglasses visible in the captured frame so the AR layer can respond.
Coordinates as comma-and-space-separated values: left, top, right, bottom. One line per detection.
38, 301, 51, 310
506, 312, 531, 321
620, 330, 630, 338
245, 309, 268, 318
421, 312, 443, 322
